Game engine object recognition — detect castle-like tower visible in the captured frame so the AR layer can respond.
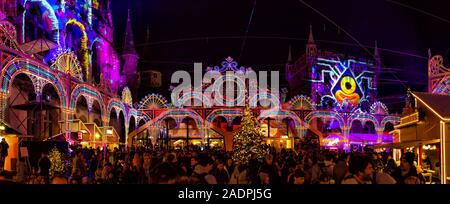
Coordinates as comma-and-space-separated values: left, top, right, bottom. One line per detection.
286, 25, 380, 112
121, 9, 139, 98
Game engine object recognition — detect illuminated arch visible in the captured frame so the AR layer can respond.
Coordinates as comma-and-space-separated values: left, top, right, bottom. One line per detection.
258, 109, 302, 128
107, 98, 126, 123
138, 93, 168, 109
249, 91, 280, 108
50, 50, 84, 81
205, 109, 243, 127
1, 59, 68, 108
175, 91, 212, 108
22, 0, 59, 44
305, 111, 345, 130
370, 101, 389, 115
122, 87, 133, 106
65, 19, 89, 80
70, 85, 104, 115
347, 112, 380, 130
380, 116, 400, 130
289, 95, 316, 110
152, 109, 204, 128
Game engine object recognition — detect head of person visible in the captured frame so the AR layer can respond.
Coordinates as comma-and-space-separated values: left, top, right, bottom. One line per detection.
265, 154, 273, 165
400, 152, 415, 172
51, 175, 68, 184
143, 153, 151, 165
166, 153, 176, 163
217, 160, 225, 170
293, 169, 305, 184
350, 156, 374, 182
227, 158, 233, 166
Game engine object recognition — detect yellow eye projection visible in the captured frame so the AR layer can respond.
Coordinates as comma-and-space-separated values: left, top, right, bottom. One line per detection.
340, 76, 356, 94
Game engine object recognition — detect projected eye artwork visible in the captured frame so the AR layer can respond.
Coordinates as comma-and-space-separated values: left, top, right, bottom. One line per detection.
314, 58, 376, 109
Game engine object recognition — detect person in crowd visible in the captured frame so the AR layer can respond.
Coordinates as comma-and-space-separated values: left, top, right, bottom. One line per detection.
38, 152, 51, 184
214, 160, 230, 184
333, 153, 349, 184
342, 156, 374, 184
51, 175, 68, 184
0, 138, 9, 172
259, 154, 281, 184
394, 152, 425, 184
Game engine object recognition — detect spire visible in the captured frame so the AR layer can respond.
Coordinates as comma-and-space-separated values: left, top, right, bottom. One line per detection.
123, 9, 137, 55
287, 45, 292, 63
306, 24, 317, 57
308, 24, 315, 44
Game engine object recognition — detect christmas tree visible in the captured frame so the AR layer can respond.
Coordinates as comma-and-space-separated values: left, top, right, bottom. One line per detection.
49, 147, 65, 176
232, 103, 269, 165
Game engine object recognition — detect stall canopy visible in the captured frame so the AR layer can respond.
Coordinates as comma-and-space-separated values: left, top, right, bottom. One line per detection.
373, 139, 440, 149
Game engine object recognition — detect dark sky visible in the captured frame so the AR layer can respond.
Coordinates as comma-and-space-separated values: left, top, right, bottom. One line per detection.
110, 0, 450, 113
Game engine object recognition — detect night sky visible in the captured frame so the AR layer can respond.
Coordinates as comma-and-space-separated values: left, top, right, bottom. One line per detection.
110, 0, 450, 113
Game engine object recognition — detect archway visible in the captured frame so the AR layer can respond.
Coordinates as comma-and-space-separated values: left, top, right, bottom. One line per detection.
75, 95, 88, 123
363, 121, 376, 134
212, 116, 228, 131
232, 116, 242, 131
6, 73, 36, 136
181, 117, 201, 150
128, 116, 136, 135
91, 100, 102, 126
64, 19, 88, 80
41, 83, 61, 138
162, 117, 177, 150
23, 1, 58, 44
108, 108, 125, 146
350, 120, 363, 134
118, 111, 125, 145
383, 122, 395, 133
91, 40, 102, 84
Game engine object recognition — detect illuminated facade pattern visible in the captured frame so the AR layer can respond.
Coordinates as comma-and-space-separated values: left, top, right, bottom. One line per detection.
0, 1, 141, 148
50, 50, 83, 81
428, 55, 450, 94
1, 2, 401, 151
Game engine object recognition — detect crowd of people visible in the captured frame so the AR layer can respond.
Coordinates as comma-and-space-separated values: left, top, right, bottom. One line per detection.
0, 144, 429, 184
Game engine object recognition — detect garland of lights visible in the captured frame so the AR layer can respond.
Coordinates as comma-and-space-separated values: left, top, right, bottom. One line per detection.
50, 50, 84, 82
22, 0, 59, 45
289, 95, 316, 110
370, 101, 389, 115
70, 85, 103, 113
137, 93, 168, 110
65, 19, 89, 81
121, 87, 133, 106
2, 61, 68, 107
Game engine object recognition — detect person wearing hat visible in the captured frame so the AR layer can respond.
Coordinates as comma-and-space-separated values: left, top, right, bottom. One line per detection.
394, 152, 425, 184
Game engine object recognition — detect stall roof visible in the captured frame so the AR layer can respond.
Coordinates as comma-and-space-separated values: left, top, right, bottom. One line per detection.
412, 92, 450, 120
373, 139, 440, 149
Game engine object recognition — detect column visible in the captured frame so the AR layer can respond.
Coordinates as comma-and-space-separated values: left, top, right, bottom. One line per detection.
376, 128, 384, 144
0, 92, 8, 123
342, 126, 350, 152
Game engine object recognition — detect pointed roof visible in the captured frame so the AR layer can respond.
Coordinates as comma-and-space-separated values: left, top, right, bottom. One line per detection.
287, 45, 292, 62
412, 92, 450, 120
307, 24, 315, 44
123, 9, 137, 55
